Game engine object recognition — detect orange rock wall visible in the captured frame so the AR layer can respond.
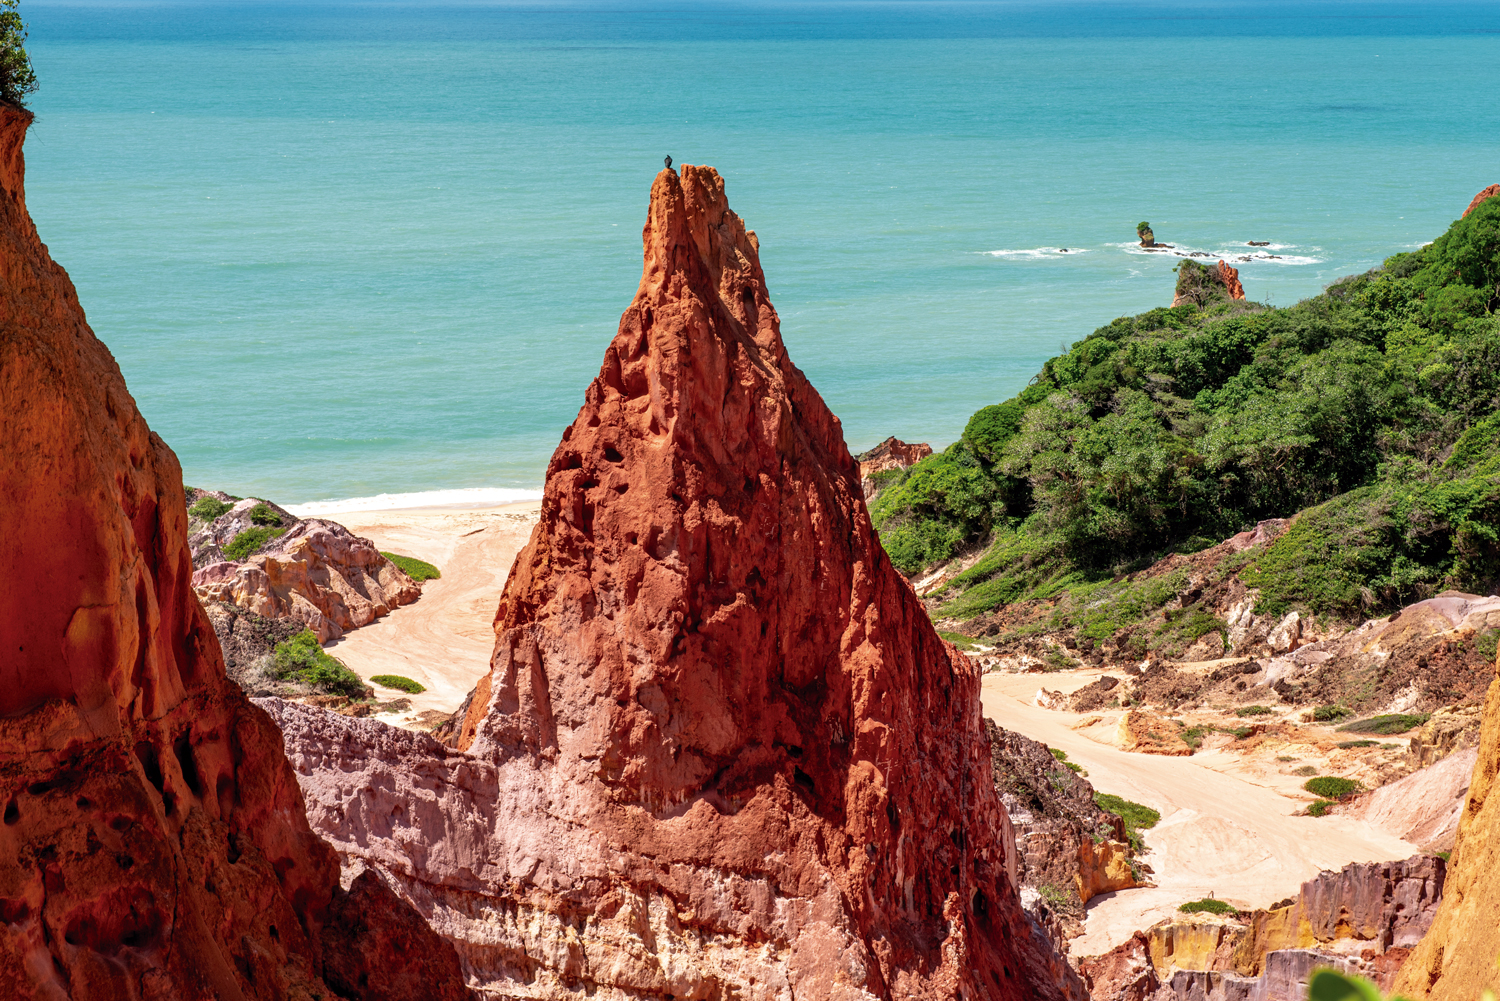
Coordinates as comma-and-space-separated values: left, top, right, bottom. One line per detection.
0, 102, 463, 1001
1462, 184, 1500, 218
1395, 649, 1500, 1001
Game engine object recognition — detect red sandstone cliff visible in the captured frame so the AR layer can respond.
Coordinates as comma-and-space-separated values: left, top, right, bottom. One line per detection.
0, 102, 465, 1000
855, 436, 934, 499
1461, 184, 1500, 218
265, 165, 1083, 1000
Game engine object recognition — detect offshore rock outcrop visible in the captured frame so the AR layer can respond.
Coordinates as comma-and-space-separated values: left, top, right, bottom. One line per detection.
1394, 648, 1500, 1001
1171, 259, 1245, 307
270, 165, 1084, 1000
0, 102, 464, 999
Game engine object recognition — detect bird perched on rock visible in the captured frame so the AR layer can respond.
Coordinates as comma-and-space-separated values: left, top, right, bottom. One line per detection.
664, 155, 672, 169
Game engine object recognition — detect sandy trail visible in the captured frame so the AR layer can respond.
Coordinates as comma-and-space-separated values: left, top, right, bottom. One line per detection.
979, 671, 1419, 957
319, 502, 541, 719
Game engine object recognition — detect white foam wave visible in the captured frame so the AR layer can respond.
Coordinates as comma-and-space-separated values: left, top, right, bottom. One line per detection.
1109, 241, 1322, 265
982, 247, 1091, 259
285, 486, 543, 516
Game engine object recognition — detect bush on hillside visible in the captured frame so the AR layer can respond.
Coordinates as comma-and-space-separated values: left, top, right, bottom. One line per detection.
0, 0, 36, 107
1337, 713, 1430, 735
223, 526, 285, 561
1095, 792, 1161, 852
248, 502, 282, 526
871, 195, 1500, 622
271, 630, 365, 697
1235, 705, 1273, 717
1312, 704, 1354, 722
189, 496, 232, 522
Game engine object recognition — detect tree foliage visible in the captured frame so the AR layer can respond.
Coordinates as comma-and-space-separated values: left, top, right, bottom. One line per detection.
874, 198, 1500, 620
0, 0, 36, 107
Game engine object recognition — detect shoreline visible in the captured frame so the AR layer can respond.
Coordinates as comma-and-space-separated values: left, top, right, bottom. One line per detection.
323, 500, 542, 726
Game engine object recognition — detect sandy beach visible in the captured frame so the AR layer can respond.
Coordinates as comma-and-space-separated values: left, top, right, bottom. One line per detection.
318, 500, 542, 723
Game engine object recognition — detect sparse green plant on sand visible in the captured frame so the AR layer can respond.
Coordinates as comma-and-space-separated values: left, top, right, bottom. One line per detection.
371, 674, 426, 695
1236, 705, 1273, 717
1179, 898, 1236, 915
1306, 799, 1337, 817
1337, 713, 1430, 735
0, 0, 37, 107
382, 552, 442, 582
1304, 776, 1361, 799
1294, 765, 1319, 776
1095, 793, 1160, 852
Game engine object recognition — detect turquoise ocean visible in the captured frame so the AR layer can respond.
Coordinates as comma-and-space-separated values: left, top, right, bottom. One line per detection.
21, 0, 1500, 507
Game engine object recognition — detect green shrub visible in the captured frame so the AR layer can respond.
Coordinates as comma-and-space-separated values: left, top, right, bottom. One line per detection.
1293, 765, 1319, 776
1478, 627, 1500, 665
1306, 799, 1336, 817
271, 630, 365, 697
1180, 725, 1212, 748
370, 674, 426, 695
1312, 705, 1353, 722
1304, 776, 1361, 799
1095, 793, 1161, 852
1307, 969, 1389, 1001
1050, 747, 1069, 762
938, 630, 979, 652
248, 502, 282, 527
1337, 739, 1380, 749
1337, 713, 1430, 735
1236, 705, 1273, 717
382, 552, 441, 582
1276, 755, 1297, 762
0, 0, 37, 107
189, 496, 232, 522
1178, 898, 1236, 915
223, 526, 285, 561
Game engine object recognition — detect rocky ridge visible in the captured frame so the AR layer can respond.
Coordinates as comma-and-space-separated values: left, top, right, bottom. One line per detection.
266, 164, 1084, 999
1461, 183, 1500, 218
855, 436, 933, 498
0, 101, 465, 1000
189, 493, 421, 643
1083, 857, 1445, 1001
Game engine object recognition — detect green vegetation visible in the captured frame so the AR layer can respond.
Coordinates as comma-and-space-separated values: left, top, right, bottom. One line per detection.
871, 198, 1500, 631
189, 496, 232, 522
1236, 705, 1273, 717
1478, 626, 1500, 665
1436, 850, 1452, 862
1137, 221, 1151, 235
1294, 765, 1319, 777
1276, 755, 1298, 761
1304, 776, 1362, 799
1337, 713, 1430, 735
370, 674, 426, 695
1337, 739, 1380, 749
248, 502, 282, 527
1180, 725, 1212, 748
382, 552, 442, 582
271, 630, 365, 697
1307, 969, 1392, 1001
1178, 898, 1236, 916
938, 630, 980, 652
223, 526, 285, 561
1095, 792, 1161, 852
1049, 746, 1085, 774
0, 0, 37, 107
1312, 705, 1354, 723
1306, 800, 1337, 817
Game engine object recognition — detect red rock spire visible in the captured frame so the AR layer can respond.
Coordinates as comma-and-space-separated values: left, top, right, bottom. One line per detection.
436, 164, 1082, 997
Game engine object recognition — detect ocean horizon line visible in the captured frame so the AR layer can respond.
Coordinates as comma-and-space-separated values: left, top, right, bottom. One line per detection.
284, 486, 545, 517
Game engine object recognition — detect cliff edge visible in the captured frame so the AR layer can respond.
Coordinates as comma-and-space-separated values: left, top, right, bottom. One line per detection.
268, 164, 1083, 999
0, 102, 465, 1000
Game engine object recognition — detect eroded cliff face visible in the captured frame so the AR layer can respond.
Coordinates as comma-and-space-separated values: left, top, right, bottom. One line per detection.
0, 102, 464, 1001
268, 164, 1082, 1000
1394, 649, 1500, 1001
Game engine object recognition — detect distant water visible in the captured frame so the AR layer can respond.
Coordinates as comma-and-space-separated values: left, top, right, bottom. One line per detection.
22, 0, 1500, 505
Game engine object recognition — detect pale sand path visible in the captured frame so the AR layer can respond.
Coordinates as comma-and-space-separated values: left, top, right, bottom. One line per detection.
320, 502, 541, 721
979, 670, 1420, 957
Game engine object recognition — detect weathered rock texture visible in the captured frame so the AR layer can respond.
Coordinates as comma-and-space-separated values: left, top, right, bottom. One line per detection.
1352, 747, 1477, 853
1083, 857, 1444, 1001
855, 436, 933, 498
0, 101, 464, 1000
1461, 184, 1500, 218
269, 165, 1084, 1000
984, 721, 1143, 928
192, 510, 420, 643
1394, 649, 1500, 1001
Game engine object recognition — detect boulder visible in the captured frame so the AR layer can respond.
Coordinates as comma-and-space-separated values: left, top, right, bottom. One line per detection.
268, 165, 1084, 999
0, 103, 464, 1000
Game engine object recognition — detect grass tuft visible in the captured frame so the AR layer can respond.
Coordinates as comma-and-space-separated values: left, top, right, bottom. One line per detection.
223, 526, 285, 561
382, 552, 442, 582
1337, 713, 1430, 735
1178, 898, 1236, 915
1304, 775, 1361, 799
371, 674, 426, 695
1095, 793, 1161, 852
189, 496, 231, 522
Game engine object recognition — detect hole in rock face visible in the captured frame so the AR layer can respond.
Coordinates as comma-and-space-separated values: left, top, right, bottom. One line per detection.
972, 889, 988, 917
3, 798, 17, 825
133, 742, 164, 795
785, 745, 803, 759
108, 816, 133, 833
63, 887, 166, 954
603, 446, 623, 463
614, 483, 629, 495
75, 797, 92, 811
174, 735, 203, 797
793, 768, 815, 794
216, 775, 235, 819
0, 898, 28, 924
